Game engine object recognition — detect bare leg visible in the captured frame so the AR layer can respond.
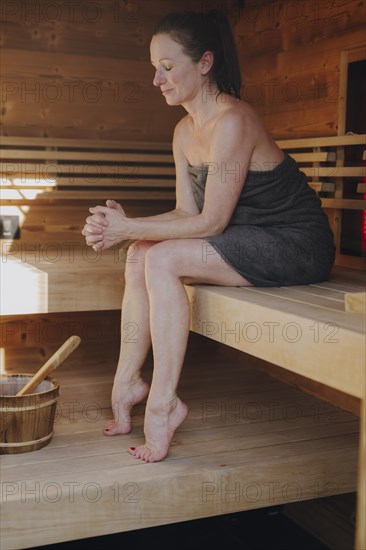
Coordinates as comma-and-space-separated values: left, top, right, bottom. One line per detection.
104, 240, 159, 435
129, 239, 251, 462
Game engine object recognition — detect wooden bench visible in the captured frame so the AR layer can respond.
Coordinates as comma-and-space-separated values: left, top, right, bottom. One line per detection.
1, 134, 365, 548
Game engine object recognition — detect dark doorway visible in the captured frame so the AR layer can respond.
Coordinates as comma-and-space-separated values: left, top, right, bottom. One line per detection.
340, 58, 366, 257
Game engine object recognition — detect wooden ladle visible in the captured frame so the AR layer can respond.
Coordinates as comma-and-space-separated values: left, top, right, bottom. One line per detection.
16, 335, 81, 396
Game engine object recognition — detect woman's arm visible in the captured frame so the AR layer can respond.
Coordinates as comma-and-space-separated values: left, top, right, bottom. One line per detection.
82, 119, 200, 247
132, 119, 201, 223
83, 111, 256, 248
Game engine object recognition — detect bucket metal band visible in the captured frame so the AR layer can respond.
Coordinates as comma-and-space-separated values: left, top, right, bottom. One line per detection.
1, 397, 58, 412
0, 431, 54, 447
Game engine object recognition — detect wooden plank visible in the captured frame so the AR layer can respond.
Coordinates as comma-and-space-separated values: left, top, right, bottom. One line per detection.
1, 150, 174, 163
357, 183, 366, 193
0, 163, 176, 177
0, 0, 196, 61
240, 286, 346, 312
356, 396, 366, 550
1, 177, 176, 189
302, 167, 365, 178
345, 292, 366, 314
309, 182, 335, 193
320, 198, 366, 210
0, 190, 176, 204
1, 439, 357, 549
290, 152, 336, 162
0, 136, 172, 151
277, 135, 366, 148
287, 286, 346, 303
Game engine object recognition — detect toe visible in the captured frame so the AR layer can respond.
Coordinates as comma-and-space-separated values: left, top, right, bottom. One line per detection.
104, 418, 132, 436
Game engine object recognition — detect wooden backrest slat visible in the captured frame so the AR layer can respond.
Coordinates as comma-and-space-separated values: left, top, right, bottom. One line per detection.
1, 190, 176, 202
1, 135, 365, 205
1, 150, 174, 163
1, 181, 175, 190
289, 152, 336, 163
276, 134, 366, 148
2, 134, 364, 150
302, 166, 365, 178
0, 136, 173, 151
309, 182, 336, 193
1, 177, 175, 189
1, 163, 176, 177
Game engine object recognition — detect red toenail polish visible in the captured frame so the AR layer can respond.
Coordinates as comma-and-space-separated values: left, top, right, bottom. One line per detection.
130, 447, 135, 450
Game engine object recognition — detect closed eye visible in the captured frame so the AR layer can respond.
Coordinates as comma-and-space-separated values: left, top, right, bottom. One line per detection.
151, 64, 173, 72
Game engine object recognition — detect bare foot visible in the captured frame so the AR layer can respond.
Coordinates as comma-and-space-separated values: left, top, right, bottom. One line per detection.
103, 377, 150, 436
128, 397, 188, 462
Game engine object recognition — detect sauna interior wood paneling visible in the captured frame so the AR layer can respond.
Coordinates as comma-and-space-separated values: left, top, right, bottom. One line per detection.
235, 0, 366, 138
0, 0, 237, 140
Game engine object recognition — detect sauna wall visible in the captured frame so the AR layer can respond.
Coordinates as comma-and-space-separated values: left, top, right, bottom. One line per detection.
1, 1, 365, 140
234, 0, 366, 138
0, 0, 239, 140
1, 1, 365, 259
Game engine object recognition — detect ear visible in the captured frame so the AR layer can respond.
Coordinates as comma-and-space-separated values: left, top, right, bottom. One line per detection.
200, 51, 214, 75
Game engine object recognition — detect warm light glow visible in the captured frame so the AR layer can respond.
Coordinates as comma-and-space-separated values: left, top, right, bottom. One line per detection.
1, 189, 42, 200
0, 349, 5, 374
0, 177, 57, 200
0, 257, 48, 315
13, 178, 57, 187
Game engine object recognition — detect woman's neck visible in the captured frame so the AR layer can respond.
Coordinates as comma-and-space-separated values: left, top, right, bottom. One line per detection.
183, 84, 230, 129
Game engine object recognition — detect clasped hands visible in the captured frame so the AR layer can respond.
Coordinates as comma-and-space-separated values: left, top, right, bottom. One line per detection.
82, 199, 130, 251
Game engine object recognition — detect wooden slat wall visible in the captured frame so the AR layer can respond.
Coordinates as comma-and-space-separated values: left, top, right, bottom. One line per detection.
234, 0, 366, 138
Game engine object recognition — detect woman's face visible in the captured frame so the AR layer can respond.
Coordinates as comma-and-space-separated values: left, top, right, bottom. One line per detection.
150, 33, 205, 106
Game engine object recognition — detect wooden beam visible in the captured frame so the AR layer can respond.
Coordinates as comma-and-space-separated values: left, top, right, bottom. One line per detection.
277, 135, 366, 148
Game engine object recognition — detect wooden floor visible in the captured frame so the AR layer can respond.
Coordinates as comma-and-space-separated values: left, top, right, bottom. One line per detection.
0, 334, 359, 549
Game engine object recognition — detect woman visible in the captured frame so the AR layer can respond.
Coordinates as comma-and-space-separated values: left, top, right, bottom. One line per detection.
82, 11, 335, 462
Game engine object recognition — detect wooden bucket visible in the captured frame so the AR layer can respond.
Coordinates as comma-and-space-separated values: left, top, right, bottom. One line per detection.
0, 374, 59, 454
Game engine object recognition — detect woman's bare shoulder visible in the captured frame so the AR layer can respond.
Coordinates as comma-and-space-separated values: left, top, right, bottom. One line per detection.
212, 99, 282, 164
204, 102, 260, 161
213, 100, 262, 138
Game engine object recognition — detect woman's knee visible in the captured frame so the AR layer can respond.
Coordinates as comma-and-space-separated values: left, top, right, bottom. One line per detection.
144, 241, 182, 280
124, 240, 160, 283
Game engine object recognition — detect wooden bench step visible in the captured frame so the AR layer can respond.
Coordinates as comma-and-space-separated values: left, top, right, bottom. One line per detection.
0, 340, 359, 549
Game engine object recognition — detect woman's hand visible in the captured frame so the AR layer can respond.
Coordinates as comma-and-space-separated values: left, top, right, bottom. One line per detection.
82, 200, 130, 251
